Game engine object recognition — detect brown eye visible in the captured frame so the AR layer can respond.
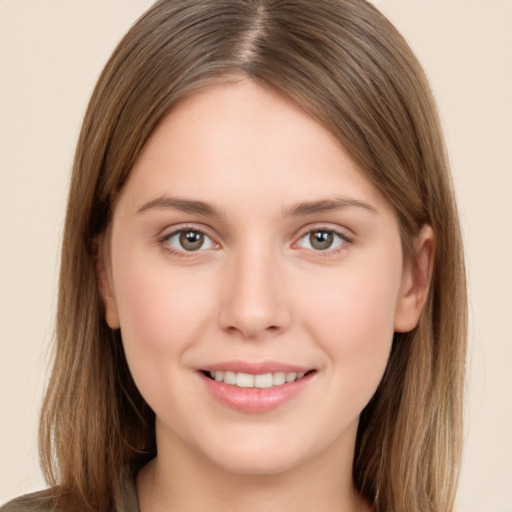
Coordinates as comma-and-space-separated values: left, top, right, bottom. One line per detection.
309, 230, 334, 250
163, 229, 215, 253
296, 229, 348, 252
179, 230, 205, 251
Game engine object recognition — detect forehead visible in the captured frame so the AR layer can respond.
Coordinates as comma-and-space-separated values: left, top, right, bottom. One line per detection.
118, 79, 393, 218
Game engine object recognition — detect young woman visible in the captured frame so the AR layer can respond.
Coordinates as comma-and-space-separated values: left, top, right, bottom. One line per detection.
2, 1, 467, 511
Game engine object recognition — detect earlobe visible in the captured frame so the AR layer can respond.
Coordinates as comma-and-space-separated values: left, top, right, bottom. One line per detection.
394, 225, 435, 333
104, 294, 121, 330
94, 236, 120, 330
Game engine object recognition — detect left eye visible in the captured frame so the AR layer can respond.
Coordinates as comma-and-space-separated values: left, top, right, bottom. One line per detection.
297, 229, 347, 251
163, 229, 216, 252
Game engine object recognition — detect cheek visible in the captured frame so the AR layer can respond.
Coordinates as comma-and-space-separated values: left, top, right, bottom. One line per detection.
298, 256, 402, 397
110, 252, 220, 415
110, 247, 216, 359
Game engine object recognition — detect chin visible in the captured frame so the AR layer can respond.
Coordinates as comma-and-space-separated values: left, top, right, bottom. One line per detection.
211, 453, 304, 477
197, 430, 320, 477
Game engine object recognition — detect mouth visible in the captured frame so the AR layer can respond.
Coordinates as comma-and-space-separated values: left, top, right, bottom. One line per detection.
200, 369, 315, 389
198, 364, 317, 413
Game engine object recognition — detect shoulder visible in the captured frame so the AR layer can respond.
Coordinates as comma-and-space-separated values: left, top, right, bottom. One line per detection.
1, 465, 141, 512
0, 489, 57, 512
1, 489, 92, 512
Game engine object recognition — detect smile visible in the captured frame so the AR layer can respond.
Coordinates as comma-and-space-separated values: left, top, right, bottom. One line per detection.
198, 364, 316, 413
204, 370, 308, 388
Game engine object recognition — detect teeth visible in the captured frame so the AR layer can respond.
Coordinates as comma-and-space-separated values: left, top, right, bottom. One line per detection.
236, 373, 254, 388
272, 372, 286, 386
207, 370, 308, 388
224, 371, 236, 385
285, 372, 297, 383
254, 373, 273, 388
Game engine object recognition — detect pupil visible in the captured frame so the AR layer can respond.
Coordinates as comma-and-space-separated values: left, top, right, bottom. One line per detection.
310, 230, 333, 250
180, 231, 204, 251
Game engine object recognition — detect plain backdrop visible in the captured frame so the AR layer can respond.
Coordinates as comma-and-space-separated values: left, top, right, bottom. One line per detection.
1, 1, 511, 510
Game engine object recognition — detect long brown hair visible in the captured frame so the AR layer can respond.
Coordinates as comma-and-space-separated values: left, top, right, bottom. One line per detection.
39, 1, 467, 511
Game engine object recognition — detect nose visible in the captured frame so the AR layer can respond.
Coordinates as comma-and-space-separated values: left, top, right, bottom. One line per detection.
218, 243, 291, 339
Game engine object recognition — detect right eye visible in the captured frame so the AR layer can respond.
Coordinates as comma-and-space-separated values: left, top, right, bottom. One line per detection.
161, 228, 216, 254
296, 228, 349, 252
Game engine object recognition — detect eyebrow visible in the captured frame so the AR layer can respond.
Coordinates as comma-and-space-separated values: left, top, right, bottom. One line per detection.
282, 197, 377, 217
136, 195, 377, 218
137, 196, 224, 217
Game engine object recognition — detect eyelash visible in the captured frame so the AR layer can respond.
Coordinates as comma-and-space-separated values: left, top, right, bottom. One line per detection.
295, 226, 353, 255
158, 225, 217, 257
158, 225, 353, 258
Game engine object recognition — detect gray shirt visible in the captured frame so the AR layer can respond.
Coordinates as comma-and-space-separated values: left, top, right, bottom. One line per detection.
0, 467, 139, 512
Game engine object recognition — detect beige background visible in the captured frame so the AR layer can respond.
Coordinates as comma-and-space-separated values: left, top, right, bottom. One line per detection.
1, 1, 511, 510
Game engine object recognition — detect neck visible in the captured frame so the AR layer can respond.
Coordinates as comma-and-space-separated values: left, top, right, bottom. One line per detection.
137, 425, 371, 512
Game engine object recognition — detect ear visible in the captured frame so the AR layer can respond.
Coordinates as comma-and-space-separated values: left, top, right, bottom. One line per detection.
394, 225, 435, 333
94, 235, 120, 329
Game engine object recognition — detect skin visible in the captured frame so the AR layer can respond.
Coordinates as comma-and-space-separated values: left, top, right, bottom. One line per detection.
100, 79, 433, 512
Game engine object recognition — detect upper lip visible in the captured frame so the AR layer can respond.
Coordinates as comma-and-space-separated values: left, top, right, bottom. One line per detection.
199, 361, 314, 374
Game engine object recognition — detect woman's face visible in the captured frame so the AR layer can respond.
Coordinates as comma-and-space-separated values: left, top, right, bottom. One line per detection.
102, 79, 424, 476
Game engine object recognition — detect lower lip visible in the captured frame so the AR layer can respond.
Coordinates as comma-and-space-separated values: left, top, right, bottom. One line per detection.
198, 372, 315, 413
